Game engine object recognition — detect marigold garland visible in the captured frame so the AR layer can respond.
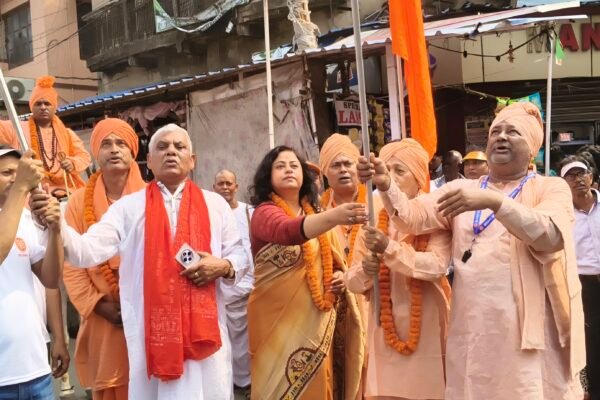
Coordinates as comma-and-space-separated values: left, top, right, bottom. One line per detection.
84, 172, 120, 298
321, 184, 366, 266
377, 208, 425, 355
271, 193, 335, 311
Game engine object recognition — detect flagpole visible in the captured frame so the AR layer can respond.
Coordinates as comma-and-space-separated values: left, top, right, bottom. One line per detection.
0, 69, 28, 151
385, 45, 401, 140
350, 0, 380, 324
264, 0, 275, 149
396, 55, 407, 139
544, 25, 554, 177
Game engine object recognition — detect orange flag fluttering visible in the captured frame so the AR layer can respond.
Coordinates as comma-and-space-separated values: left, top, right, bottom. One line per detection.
389, 0, 437, 159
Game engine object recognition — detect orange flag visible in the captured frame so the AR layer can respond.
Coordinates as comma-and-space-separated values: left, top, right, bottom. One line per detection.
389, 0, 437, 159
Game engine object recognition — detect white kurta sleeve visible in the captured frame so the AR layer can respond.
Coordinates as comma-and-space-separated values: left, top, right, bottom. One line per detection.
60, 201, 125, 268
220, 204, 250, 288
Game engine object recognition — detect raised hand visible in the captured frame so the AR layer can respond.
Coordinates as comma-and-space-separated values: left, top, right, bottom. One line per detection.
14, 149, 43, 192
29, 185, 54, 227
437, 188, 503, 218
44, 197, 62, 230
361, 251, 381, 276
329, 202, 368, 226
363, 225, 389, 254
357, 153, 390, 191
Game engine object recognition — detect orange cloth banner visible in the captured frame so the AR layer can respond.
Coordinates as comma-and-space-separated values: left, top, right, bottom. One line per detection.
389, 0, 437, 158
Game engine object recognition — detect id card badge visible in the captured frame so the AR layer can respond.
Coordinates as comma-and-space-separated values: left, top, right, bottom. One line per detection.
175, 243, 202, 269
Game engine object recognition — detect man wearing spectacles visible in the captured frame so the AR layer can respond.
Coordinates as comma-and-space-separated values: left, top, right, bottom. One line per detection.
561, 156, 600, 400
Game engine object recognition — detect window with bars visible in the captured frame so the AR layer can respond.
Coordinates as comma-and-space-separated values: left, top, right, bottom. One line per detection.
3, 4, 33, 68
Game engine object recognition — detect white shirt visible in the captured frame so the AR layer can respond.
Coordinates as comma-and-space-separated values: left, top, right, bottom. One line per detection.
227, 201, 254, 294
32, 277, 50, 343
57, 182, 249, 400
574, 189, 600, 275
430, 174, 465, 192
0, 210, 50, 385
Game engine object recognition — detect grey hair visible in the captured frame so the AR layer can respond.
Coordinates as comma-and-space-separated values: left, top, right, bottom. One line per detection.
214, 169, 237, 183
148, 123, 193, 152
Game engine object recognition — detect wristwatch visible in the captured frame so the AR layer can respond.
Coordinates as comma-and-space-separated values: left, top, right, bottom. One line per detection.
224, 260, 236, 280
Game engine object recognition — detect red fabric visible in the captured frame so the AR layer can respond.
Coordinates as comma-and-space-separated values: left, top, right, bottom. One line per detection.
389, 0, 437, 159
250, 203, 306, 257
144, 180, 221, 381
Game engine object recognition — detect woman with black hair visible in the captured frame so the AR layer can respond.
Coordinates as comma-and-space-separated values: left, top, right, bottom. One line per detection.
247, 145, 366, 400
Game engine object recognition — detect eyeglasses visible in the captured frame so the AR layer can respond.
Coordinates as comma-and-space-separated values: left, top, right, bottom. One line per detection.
564, 170, 592, 182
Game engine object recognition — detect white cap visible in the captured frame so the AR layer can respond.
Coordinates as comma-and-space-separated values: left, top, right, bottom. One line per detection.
560, 161, 588, 178
0, 148, 21, 159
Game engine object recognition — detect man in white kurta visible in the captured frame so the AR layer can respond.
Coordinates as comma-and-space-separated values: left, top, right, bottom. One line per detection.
33, 125, 249, 400
213, 169, 253, 390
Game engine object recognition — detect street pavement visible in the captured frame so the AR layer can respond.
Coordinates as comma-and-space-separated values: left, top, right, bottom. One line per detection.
51, 339, 247, 399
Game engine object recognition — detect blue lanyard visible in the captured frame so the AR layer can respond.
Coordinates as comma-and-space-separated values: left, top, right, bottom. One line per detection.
462, 172, 536, 263
472, 172, 536, 236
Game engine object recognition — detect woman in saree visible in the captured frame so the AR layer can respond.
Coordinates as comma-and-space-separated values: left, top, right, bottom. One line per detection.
346, 139, 452, 400
247, 145, 366, 400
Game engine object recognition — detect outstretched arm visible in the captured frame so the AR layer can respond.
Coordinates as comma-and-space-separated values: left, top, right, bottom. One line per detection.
30, 189, 122, 268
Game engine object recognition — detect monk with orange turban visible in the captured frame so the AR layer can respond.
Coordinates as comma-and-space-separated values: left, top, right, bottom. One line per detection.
319, 133, 365, 279
317, 133, 369, 395
63, 118, 146, 400
357, 103, 585, 399
346, 139, 451, 399
2, 76, 91, 197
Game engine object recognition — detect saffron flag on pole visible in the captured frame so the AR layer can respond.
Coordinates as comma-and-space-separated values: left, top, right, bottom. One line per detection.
389, 0, 437, 158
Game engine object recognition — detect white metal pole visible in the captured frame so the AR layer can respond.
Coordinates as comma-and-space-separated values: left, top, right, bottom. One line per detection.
545, 26, 554, 177
385, 44, 401, 140
350, 0, 380, 324
264, 0, 275, 149
0, 69, 28, 150
396, 56, 408, 139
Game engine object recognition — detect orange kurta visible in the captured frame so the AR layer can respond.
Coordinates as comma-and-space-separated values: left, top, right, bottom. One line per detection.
379, 176, 584, 399
320, 188, 372, 324
63, 151, 145, 398
1, 119, 90, 193
346, 195, 451, 400
63, 186, 129, 397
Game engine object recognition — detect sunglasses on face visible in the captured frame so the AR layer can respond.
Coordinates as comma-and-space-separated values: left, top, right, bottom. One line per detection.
564, 170, 592, 182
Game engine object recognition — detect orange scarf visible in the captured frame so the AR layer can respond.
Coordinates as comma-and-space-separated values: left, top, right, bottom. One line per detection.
144, 180, 221, 380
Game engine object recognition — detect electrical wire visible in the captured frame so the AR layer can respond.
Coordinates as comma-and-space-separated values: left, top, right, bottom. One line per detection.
31, 1, 121, 59
428, 28, 549, 60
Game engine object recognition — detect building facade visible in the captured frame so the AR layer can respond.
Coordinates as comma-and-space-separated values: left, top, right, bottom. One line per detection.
0, 0, 97, 114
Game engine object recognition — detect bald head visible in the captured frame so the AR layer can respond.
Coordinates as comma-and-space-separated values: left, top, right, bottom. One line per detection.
213, 169, 239, 207
215, 169, 236, 183
442, 150, 463, 182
